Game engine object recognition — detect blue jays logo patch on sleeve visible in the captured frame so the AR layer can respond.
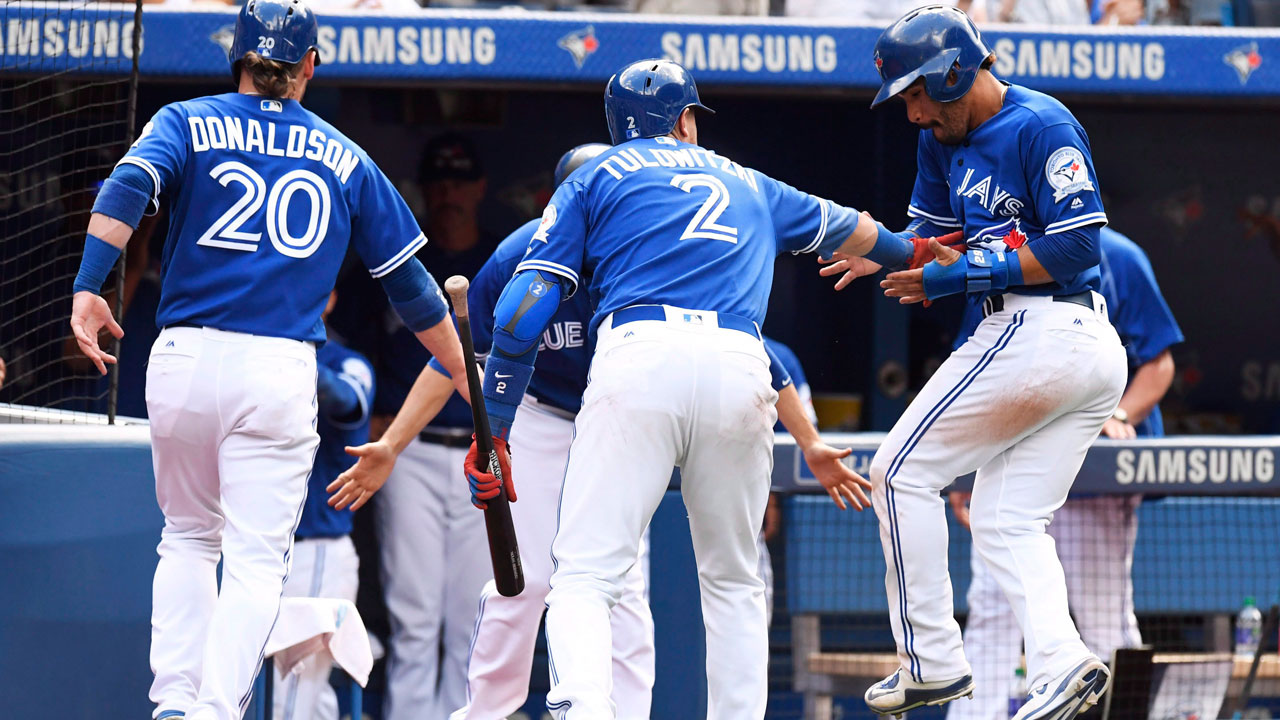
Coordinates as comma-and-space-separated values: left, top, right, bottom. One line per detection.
1046, 147, 1095, 202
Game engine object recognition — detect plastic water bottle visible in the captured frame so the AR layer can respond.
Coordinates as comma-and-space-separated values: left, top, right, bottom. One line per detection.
1236, 596, 1263, 659
1008, 666, 1027, 717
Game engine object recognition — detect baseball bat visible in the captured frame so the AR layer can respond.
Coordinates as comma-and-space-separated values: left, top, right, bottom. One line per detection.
444, 275, 525, 598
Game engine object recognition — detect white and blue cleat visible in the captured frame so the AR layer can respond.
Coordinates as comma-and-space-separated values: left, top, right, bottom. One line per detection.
1012, 657, 1112, 720
864, 668, 976, 718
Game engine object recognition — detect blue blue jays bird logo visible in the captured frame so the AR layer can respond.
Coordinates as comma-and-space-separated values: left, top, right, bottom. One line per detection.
967, 217, 1028, 253
1044, 147, 1094, 202
558, 26, 599, 69
1224, 42, 1262, 85
210, 25, 235, 55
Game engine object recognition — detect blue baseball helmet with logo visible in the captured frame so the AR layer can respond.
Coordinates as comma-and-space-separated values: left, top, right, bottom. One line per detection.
554, 143, 610, 186
870, 5, 990, 108
229, 0, 321, 67
603, 59, 714, 146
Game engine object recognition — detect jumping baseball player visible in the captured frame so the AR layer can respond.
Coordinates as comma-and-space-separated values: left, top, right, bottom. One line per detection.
67, 2, 467, 717
947, 226, 1183, 720
818, 7, 1127, 719
270, 290, 373, 720
457, 59, 917, 719
328, 143, 869, 718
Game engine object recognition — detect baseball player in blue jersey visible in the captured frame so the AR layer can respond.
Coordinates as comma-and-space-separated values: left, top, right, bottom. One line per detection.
455, 59, 904, 719
67, 3, 467, 718
818, 7, 1127, 719
330, 142, 870, 718
947, 226, 1183, 720
271, 291, 374, 720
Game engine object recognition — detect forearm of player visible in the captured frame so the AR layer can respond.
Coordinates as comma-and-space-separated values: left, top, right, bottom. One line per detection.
379, 364, 457, 454
414, 317, 469, 397
1117, 349, 1176, 426
776, 384, 820, 452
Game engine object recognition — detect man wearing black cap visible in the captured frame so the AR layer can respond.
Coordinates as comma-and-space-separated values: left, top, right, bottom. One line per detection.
370, 132, 501, 720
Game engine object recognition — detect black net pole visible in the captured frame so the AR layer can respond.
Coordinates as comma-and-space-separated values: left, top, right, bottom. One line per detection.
109, 0, 144, 425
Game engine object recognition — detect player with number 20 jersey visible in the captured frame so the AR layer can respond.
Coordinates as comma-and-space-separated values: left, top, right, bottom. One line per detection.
68, 2, 467, 719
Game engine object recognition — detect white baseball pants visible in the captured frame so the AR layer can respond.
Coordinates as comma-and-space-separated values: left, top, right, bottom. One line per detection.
147, 326, 318, 720
544, 310, 777, 720
949, 495, 1142, 720
451, 403, 655, 720
376, 435, 491, 720
870, 293, 1126, 691
271, 536, 360, 720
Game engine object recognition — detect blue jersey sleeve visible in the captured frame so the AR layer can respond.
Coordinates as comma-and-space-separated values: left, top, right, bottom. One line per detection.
1028, 122, 1108, 237
758, 173, 860, 259
907, 133, 961, 231
323, 352, 375, 429
469, 241, 521, 358
351, 160, 428, 279
116, 104, 189, 213
1100, 238, 1184, 368
515, 181, 588, 296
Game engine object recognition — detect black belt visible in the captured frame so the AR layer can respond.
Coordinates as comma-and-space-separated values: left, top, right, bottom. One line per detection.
982, 291, 1093, 318
164, 321, 201, 330
418, 427, 472, 448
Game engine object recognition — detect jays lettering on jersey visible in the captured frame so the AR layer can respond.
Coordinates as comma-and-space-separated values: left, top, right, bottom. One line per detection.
468, 218, 593, 415
909, 84, 1106, 297
519, 137, 857, 332
299, 340, 374, 539
6, 5, 1278, 96
121, 93, 426, 343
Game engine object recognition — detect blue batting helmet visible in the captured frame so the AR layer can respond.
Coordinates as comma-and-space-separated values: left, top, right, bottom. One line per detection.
230, 0, 320, 67
870, 5, 991, 108
604, 59, 714, 146
554, 143, 610, 186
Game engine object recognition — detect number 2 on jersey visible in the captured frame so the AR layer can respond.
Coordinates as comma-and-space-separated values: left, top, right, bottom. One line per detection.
197, 162, 332, 259
669, 173, 738, 244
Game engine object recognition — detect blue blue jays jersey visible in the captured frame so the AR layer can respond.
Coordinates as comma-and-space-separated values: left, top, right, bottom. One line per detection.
120, 93, 426, 343
1097, 228, 1183, 437
519, 137, 860, 333
764, 335, 818, 432
909, 84, 1106, 298
955, 228, 1182, 437
472, 219, 593, 415
297, 339, 374, 539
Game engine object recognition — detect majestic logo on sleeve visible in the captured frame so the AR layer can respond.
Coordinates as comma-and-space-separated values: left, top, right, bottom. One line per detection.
531, 204, 557, 244
558, 26, 599, 69
1045, 147, 1095, 202
967, 217, 1028, 253
1224, 42, 1262, 85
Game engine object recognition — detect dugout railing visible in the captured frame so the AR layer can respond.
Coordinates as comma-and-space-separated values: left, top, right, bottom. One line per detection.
772, 435, 1280, 720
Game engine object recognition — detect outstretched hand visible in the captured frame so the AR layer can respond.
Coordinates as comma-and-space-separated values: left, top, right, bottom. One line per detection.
880, 239, 963, 305
69, 291, 123, 375
801, 442, 872, 511
818, 253, 882, 291
328, 440, 398, 511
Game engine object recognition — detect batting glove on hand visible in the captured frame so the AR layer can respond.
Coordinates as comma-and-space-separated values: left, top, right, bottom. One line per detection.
464, 435, 516, 510
908, 231, 965, 271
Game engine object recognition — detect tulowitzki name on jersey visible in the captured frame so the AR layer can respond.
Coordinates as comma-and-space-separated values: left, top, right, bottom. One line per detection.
597, 139, 758, 192
186, 116, 361, 185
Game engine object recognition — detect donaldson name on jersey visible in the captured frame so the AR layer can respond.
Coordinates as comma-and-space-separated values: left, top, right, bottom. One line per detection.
121, 93, 426, 343
520, 136, 859, 333
909, 84, 1108, 298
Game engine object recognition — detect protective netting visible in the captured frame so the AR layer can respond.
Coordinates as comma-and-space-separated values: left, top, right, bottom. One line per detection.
769, 493, 1280, 719
0, 0, 141, 422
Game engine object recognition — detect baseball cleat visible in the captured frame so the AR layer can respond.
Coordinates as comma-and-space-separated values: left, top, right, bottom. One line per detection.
1012, 657, 1111, 720
864, 668, 975, 717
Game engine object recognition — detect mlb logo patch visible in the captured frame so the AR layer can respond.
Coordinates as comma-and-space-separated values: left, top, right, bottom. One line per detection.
261, 99, 283, 113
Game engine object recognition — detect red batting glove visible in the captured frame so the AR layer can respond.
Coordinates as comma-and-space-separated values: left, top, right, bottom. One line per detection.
464, 435, 515, 510
908, 231, 966, 271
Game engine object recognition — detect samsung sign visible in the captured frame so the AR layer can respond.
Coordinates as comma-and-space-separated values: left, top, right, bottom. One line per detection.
1115, 448, 1274, 486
